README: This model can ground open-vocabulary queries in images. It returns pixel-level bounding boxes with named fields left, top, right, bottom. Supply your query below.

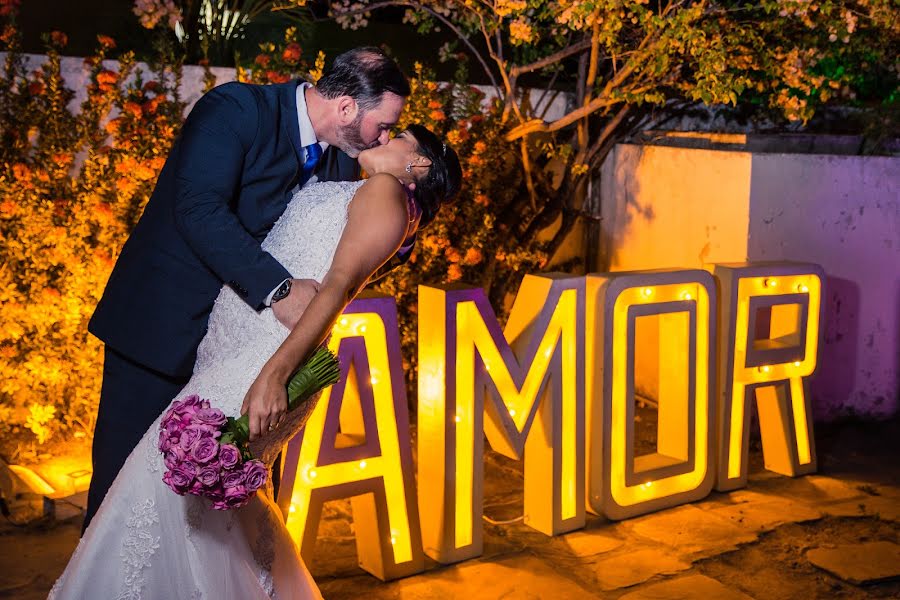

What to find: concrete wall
left=599, top=141, right=899, bottom=420
left=6, top=53, right=571, bottom=122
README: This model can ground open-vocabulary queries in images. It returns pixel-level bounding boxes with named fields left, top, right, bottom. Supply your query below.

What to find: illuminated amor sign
left=278, top=262, right=823, bottom=580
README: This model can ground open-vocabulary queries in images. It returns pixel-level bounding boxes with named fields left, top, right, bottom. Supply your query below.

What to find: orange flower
left=474, top=193, right=490, bottom=207
left=123, top=101, right=143, bottom=119
left=134, top=165, right=156, bottom=180
left=97, top=35, right=116, bottom=49
left=94, top=248, right=112, bottom=266
left=49, top=31, right=67, bottom=47
left=254, top=54, right=271, bottom=67
left=0, top=199, right=17, bottom=217
left=429, top=109, right=446, bottom=121
left=51, top=153, right=72, bottom=167
left=1, top=25, right=16, bottom=44
left=28, top=81, right=45, bottom=95
left=267, top=71, right=291, bottom=84
left=143, top=95, right=163, bottom=114
left=104, top=118, right=120, bottom=135
left=96, top=69, right=118, bottom=92
left=282, top=42, right=302, bottom=65
left=447, top=264, right=463, bottom=282
left=473, top=141, right=487, bottom=153
left=444, top=247, right=461, bottom=263
left=143, top=80, right=160, bottom=93
left=114, top=156, right=136, bottom=175
left=12, top=163, right=30, bottom=181
left=428, top=100, right=443, bottom=109
left=463, top=248, right=483, bottom=265
left=468, top=155, right=484, bottom=167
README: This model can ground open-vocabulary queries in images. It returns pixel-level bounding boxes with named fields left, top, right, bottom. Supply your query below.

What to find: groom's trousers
left=82, top=346, right=189, bottom=534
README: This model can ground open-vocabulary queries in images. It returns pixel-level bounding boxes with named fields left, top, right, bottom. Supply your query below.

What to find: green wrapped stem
left=222, top=347, right=341, bottom=446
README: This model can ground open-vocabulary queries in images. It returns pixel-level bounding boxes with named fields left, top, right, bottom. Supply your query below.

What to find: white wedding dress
left=50, top=180, right=366, bottom=600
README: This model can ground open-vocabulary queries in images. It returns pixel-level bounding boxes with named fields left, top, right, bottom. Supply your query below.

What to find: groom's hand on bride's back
left=272, top=278, right=320, bottom=330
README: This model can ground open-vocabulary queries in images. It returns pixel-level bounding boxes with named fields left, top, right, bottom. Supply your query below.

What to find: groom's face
left=337, top=92, right=405, bottom=158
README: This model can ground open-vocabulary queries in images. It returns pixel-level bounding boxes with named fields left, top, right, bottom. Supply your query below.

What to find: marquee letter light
left=277, top=293, right=424, bottom=581
left=418, top=274, right=585, bottom=564
left=709, top=263, right=822, bottom=492
left=585, top=270, right=717, bottom=520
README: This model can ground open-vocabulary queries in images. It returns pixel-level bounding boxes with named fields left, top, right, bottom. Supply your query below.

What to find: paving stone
left=629, top=505, right=759, bottom=558
left=618, top=574, right=755, bottom=600
left=560, top=530, right=624, bottom=557
left=592, top=548, right=691, bottom=591
left=807, top=541, right=900, bottom=585
left=394, top=554, right=602, bottom=599
left=755, top=475, right=864, bottom=504
left=708, top=497, right=822, bottom=532
left=820, top=496, right=900, bottom=522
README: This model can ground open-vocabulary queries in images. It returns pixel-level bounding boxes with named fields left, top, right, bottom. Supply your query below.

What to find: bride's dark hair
left=405, top=124, right=462, bottom=227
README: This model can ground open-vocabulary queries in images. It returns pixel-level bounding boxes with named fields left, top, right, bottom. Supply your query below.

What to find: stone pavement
left=2, top=420, right=899, bottom=599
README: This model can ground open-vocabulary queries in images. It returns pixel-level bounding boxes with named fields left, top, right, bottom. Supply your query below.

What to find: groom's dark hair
left=316, top=47, right=410, bottom=112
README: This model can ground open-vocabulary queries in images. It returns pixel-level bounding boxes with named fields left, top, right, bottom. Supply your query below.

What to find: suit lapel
left=279, top=79, right=305, bottom=167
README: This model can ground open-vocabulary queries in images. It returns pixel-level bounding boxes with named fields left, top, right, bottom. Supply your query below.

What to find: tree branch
left=509, top=38, right=593, bottom=77
left=329, top=1, right=501, bottom=91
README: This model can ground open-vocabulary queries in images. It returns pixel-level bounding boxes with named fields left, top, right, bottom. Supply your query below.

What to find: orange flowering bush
left=0, top=24, right=186, bottom=461
left=236, top=26, right=324, bottom=85
left=0, top=15, right=529, bottom=455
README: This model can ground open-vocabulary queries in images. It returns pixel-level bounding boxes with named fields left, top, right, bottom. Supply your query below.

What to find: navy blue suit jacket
left=89, top=80, right=360, bottom=378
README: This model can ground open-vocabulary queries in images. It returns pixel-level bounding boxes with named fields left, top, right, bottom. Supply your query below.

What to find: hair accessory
left=405, top=162, right=413, bottom=173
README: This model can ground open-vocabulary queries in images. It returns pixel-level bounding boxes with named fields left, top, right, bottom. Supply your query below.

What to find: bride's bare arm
left=241, top=173, right=409, bottom=440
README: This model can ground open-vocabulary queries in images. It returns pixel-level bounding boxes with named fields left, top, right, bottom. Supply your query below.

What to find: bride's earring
left=405, top=162, right=413, bottom=173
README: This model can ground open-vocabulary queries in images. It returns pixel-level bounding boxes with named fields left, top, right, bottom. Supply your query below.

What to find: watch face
left=274, top=280, right=291, bottom=302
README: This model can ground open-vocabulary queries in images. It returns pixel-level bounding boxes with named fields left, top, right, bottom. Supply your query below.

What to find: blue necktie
left=300, top=143, right=322, bottom=186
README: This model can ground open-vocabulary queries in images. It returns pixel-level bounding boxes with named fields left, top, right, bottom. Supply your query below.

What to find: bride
left=49, top=124, right=462, bottom=599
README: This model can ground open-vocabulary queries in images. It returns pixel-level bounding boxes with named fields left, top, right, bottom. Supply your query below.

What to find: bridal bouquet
left=158, top=348, right=341, bottom=509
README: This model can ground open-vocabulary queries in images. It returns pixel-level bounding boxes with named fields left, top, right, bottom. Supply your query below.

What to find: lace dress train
left=50, top=181, right=365, bottom=599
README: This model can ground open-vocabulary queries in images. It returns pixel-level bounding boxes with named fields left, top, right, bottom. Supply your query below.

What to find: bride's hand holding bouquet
left=158, top=348, right=340, bottom=509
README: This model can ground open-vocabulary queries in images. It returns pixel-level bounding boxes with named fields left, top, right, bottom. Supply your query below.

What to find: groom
left=83, top=47, right=410, bottom=531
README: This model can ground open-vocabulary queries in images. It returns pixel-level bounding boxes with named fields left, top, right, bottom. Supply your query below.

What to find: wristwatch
left=271, top=279, right=292, bottom=304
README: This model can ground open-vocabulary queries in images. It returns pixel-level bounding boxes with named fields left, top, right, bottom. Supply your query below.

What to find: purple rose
left=206, top=487, right=225, bottom=503
left=196, top=465, right=220, bottom=488
left=223, top=470, right=245, bottom=489
left=165, top=418, right=183, bottom=437
left=223, top=485, right=250, bottom=509
left=160, top=411, right=177, bottom=431
left=178, top=426, right=203, bottom=451
left=191, top=437, right=219, bottom=464
left=163, top=446, right=186, bottom=470
left=179, top=460, right=198, bottom=478
left=158, top=430, right=172, bottom=452
left=184, top=422, right=220, bottom=441
left=242, top=460, right=268, bottom=493
left=163, top=467, right=193, bottom=495
left=211, top=484, right=249, bottom=510
left=173, top=394, right=202, bottom=415
left=195, top=407, right=227, bottom=428
left=219, top=444, right=240, bottom=469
